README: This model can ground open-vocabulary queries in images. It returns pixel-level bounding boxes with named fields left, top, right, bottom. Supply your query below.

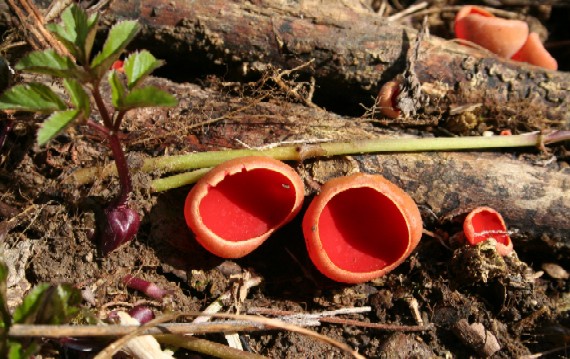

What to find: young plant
left=0, top=5, right=178, bottom=254
left=0, top=261, right=82, bottom=358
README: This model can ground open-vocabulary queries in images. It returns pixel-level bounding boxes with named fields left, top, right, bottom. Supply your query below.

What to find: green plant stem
left=143, top=133, right=553, bottom=174
left=151, top=167, right=212, bottom=192
left=69, top=131, right=570, bottom=190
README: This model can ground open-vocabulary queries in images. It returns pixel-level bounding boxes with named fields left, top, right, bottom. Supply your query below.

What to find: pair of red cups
left=184, top=156, right=423, bottom=283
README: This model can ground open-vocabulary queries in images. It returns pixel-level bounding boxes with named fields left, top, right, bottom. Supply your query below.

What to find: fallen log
left=67, top=78, right=570, bottom=245
left=1, top=0, right=568, bottom=128
left=103, top=0, right=569, bottom=128
left=1, top=0, right=568, bottom=244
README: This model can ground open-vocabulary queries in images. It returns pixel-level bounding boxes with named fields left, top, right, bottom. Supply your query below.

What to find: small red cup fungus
left=463, top=206, right=513, bottom=256
left=454, top=6, right=529, bottom=59
left=184, top=156, right=304, bottom=258
left=511, top=32, right=558, bottom=71
left=377, top=81, right=401, bottom=119
left=454, top=5, right=557, bottom=70
left=302, top=173, right=423, bottom=283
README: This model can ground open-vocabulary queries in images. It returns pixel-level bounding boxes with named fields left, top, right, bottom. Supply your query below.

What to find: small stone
left=452, top=319, right=501, bottom=357
left=541, top=263, right=569, bottom=279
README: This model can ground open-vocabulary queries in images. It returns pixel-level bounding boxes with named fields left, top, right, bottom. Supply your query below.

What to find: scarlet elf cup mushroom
left=184, top=156, right=305, bottom=258
left=377, top=81, right=401, bottom=119
left=454, top=5, right=558, bottom=70
left=302, top=173, right=423, bottom=283
left=463, top=206, right=513, bottom=256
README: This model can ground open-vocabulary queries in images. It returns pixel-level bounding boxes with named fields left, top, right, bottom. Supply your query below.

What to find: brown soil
left=1, top=1, right=570, bottom=358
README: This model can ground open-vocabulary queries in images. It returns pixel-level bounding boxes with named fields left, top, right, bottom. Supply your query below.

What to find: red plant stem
left=91, top=86, right=113, bottom=129
left=0, top=118, right=14, bottom=149
left=90, top=85, right=132, bottom=205
left=113, top=110, right=126, bottom=132
left=108, top=132, right=132, bottom=205
left=87, top=120, right=110, bottom=136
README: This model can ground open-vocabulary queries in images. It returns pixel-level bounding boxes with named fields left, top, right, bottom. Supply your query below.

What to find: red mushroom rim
left=464, top=208, right=510, bottom=248
left=198, top=167, right=299, bottom=242
left=316, top=186, right=411, bottom=273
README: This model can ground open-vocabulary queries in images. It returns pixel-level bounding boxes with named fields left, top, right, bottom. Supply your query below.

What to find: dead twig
left=270, top=59, right=320, bottom=109
left=248, top=307, right=433, bottom=332
left=6, top=0, right=70, bottom=56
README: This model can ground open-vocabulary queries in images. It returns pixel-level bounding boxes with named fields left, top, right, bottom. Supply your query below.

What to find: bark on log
left=96, top=0, right=569, bottom=129
left=1, top=1, right=568, bottom=244
left=2, top=0, right=568, bottom=127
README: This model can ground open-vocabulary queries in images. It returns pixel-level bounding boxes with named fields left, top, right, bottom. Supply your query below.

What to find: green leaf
left=47, top=4, right=99, bottom=64
left=0, top=262, right=10, bottom=329
left=0, top=83, right=66, bottom=113
left=13, top=284, right=81, bottom=325
left=42, top=285, right=82, bottom=324
left=12, top=284, right=50, bottom=324
left=63, top=78, right=90, bottom=117
left=0, top=262, right=10, bottom=359
left=7, top=341, right=38, bottom=359
left=37, top=110, right=81, bottom=145
left=108, top=70, right=126, bottom=109
left=14, top=49, right=80, bottom=78
left=91, top=20, right=139, bottom=79
left=119, top=86, right=178, bottom=110
left=123, top=50, right=164, bottom=89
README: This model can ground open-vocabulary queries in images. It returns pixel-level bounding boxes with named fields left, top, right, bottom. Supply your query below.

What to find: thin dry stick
left=92, top=312, right=364, bottom=359
left=387, top=1, right=428, bottom=21
left=157, top=335, right=268, bottom=359
left=5, top=0, right=44, bottom=50
left=319, top=317, right=433, bottom=332
left=249, top=307, right=432, bottom=332
left=271, top=59, right=319, bottom=109
left=8, top=322, right=264, bottom=337
left=94, top=313, right=181, bottom=359
left=7, top=0, right=70, bottom=56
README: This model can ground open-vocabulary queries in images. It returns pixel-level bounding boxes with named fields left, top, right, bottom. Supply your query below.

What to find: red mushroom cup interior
left=463, top=207, right=513, bottom=256
left=302, top=174, right=423, bottom=283
left=511, top=32, right=558, bottom=70
left=185, top=156, right=304, bottom=258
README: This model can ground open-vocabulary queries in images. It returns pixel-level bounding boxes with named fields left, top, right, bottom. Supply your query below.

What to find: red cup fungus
left=184, top=156, right=304, bottom=258
left=454, top=6, right=529, bottom=59
left=463, top=206, right=513, bottom=256
left=302, top=173, right=423, bottom=283
left=454, top=6, right=557, bottom=70
left=377, top=81, right=401, bottom=119
left=511, top=32, right=558, bottom=71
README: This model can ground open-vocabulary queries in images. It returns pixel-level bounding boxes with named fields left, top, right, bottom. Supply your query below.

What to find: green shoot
left=0, top=4, right=178, bottom=254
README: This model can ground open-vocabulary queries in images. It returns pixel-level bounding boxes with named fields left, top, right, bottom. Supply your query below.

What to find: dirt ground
left=1, top=0, right=570, bottom=358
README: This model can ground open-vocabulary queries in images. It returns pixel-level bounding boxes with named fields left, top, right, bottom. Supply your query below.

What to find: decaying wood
left=70, top=78, right=570, bottom=244
left=0, top=0, right=568, bottom=242
left=93, top=0, right=569, bottom=129
left=1, top=0, right=568, bottom=127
